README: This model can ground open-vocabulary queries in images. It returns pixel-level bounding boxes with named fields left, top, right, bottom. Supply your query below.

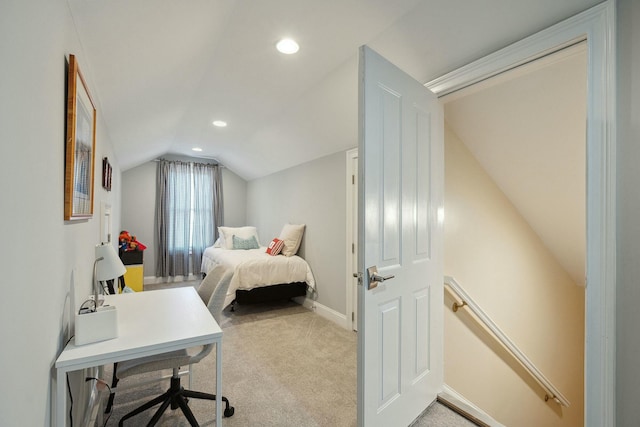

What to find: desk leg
left=216, top=338, right=222, bottom=426
left=56, top=368, right=67, bottom=427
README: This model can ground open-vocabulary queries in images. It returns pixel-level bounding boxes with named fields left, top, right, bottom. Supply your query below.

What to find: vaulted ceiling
left=67, top=0, right=601, bottom=180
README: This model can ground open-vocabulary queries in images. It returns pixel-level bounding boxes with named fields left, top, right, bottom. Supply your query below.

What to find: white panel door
left=357, top=46, right=444, bottom=427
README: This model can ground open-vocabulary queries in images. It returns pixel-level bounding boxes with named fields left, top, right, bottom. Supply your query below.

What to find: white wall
left=616, top=0, right=640, bottom=425
left=444, top=126, right=585, bottom=426
left=121, top=159, right=247, bottom=278
left=0, top=1, right=122, bottom=425
left=121, top=161, right=156, bottom=274
left=221, top=166, right=248, bottom=227
left=247, top=150, right=349, bottom=314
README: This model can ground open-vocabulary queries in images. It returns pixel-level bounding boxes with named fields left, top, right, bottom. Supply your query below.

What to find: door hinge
left=352, top=312, right=355, bottom=321
left=352, top=174, right=355, bottom=185
left=352, top=243, right=355, bottom=254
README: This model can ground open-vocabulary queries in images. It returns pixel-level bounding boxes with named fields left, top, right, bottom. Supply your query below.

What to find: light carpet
left=102, top=300, right=357, bottom=426
left=101, top=288, right=476, bottom=426
left=413, top=402, right=480, bottom=427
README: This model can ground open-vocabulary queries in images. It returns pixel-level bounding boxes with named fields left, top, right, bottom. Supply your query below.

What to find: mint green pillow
left=232, top=234, right=259, bottom=250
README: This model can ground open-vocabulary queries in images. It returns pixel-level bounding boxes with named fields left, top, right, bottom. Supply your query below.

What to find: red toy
left=119, top=230, right=147, bottom=252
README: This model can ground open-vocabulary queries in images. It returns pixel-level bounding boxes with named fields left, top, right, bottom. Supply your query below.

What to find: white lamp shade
left=95, top=243, right=127, bottom=281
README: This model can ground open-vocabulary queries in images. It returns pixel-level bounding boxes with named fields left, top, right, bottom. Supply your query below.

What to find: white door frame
left=425, top=2, right=616, bottom=426
left=345, top=148, right=358, bottom=331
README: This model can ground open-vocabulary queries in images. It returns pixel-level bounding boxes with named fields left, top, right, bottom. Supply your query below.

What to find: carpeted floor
left=413, top=401, right=480, bottom=427
left=102, top=298, right=357, bottom=426
left=100, top=283, right=476, bottom=426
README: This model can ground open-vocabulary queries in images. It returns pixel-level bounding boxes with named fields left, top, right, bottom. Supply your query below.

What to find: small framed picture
left=102, top=157, right=112, bottom=191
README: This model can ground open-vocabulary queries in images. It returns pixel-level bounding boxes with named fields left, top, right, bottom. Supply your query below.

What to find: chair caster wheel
left=224, top=406, right=235, bottom=417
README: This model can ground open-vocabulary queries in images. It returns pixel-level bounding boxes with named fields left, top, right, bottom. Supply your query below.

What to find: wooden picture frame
left=64, top=54, right=97, bottom=220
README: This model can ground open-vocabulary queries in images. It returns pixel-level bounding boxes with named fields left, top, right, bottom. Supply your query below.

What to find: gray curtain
left=191, top=163, right=224, bottom=275
left=156, top=160, right=223, bottom=278
left=213, top=165, right=224, bottom=240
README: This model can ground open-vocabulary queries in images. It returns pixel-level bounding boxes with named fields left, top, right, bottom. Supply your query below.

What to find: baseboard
left=141, top=280, right=350, bottom=329
left=439, top=385, right=504, bottom=427
left=293, top=296, right=350, bottom=330
left=144, top=275, right=201, bottom=285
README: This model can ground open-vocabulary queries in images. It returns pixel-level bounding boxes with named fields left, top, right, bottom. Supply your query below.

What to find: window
left=156, top=160, right=223, bottom=277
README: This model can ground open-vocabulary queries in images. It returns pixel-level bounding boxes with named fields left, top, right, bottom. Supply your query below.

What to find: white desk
left=55, top=287, right=223, bottom=426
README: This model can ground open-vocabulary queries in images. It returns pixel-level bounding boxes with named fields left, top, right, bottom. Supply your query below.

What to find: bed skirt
left=234, top=282, right=307, bottom=305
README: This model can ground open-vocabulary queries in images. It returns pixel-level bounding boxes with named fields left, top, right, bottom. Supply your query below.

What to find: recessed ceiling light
left=192, top=147, right=203, bottom=152
left=212, top=120, right=227, bottom=127
left=276, top=38, right=299, bottom=54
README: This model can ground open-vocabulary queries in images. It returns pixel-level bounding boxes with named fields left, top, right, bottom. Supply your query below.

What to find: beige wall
left=444, top=125, right=585, bottom=426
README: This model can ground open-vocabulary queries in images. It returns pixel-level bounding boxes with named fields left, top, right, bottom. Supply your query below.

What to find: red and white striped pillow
left=266, top=238, right=284, bottom=256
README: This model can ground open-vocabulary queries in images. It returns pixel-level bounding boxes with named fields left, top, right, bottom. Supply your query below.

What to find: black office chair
left=107, top=268, right=235, bottom=426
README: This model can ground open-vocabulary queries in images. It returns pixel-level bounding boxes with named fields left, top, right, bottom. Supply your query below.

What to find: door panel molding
left=379, top=298, right=402, bottom=408
left=413, top=288, right=431, bottom=379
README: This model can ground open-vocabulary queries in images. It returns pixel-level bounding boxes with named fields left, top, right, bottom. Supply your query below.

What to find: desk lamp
left=75, top=243, right=126, bottom=345
left=93, top=242, right=126, bottom=309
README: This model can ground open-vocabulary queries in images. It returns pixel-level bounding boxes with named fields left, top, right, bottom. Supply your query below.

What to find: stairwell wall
left=443, top=125, right=585, bottom=427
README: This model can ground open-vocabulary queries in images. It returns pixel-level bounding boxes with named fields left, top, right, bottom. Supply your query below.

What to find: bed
left=199, top=225, right=315, bottom=309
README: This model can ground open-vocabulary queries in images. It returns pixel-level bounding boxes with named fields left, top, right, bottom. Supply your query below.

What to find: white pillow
left=279, top=224, right=305, bottom=257
left=218, top=226, right=260, bottom=250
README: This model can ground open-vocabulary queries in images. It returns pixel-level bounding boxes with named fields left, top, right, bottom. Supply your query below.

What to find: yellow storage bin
left=119, top=250, right=144, bottom=292
left=123, top=265, right=144, bottom=292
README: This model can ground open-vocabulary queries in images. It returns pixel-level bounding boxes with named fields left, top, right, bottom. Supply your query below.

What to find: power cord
left=78, top=299, right=97, bottom=314
left=63, top=348, right=112, bottom=427
left=64, top=319, right=113, bottom=426
left=63, top=335, right=75, bottom=427
left=66, top=373, right=73, bottom=427
left=85, top=376, right=112, bottom=393
left=85, top=377, right=113, bottom=426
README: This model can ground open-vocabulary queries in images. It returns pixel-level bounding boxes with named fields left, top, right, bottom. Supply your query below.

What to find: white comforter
left=200, top=246, right=315, bottom=307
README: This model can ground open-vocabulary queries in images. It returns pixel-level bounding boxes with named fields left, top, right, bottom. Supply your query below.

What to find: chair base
left=118, top=375, right=234, bottom=426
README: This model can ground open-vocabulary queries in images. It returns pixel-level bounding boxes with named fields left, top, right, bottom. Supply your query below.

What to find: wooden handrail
left=444, top=276, right=571, bottom=407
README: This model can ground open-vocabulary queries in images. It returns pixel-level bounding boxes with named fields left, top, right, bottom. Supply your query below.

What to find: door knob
left=367, top=266, right=395, bottom=290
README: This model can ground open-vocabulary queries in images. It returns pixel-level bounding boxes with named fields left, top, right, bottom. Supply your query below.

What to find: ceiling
left=66, top=0, right=601, bottom=180
left=66, top=0, right=596, bottom=283
left=444, top=44, right=587, bottom=285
